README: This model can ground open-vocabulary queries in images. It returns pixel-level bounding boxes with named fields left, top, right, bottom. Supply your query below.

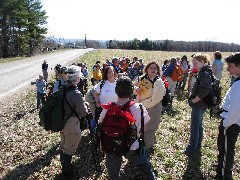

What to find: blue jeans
left=186, top=106, right=206, bottom=154
left=37, top=91, right=45, bottom=108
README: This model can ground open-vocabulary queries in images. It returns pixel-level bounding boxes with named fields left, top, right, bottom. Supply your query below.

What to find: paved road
left=0, top=48, right=94, bottom=100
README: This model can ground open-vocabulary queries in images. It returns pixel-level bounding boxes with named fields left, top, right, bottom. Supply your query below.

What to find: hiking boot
left=60, top=151, right=75, bottom=178
left=170, top=96, right=174, bottom=106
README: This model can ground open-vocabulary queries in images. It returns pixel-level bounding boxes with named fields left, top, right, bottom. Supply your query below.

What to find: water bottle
left=87, top=109, right=96, bottom=132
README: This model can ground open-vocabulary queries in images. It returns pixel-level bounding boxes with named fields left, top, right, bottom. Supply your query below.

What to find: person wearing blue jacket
left=36, top=75, right=46, bottom=108
left=162, top=57, right=177, bottom=105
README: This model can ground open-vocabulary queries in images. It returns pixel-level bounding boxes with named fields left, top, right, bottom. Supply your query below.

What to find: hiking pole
left=87, top=109, right=101, bottom=172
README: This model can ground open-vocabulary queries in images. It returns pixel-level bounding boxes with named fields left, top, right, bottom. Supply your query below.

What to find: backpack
left=100, top=101, right=137, bottom=156
left=195, top=68, right=222, bottom=118
left=161, top=77, right=171, bottom=107
left=200, top=69, right=222, bottom=108
left=172, top=65, right=184, bottom=81
left=39, top=86, right=87, bottom=132
left=39, top=88, right=66, bottom=132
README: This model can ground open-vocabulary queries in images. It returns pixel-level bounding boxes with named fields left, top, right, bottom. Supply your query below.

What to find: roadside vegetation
left=0, top=57, right=26, bottom=64
left=1, top=49, right=239, bottom=179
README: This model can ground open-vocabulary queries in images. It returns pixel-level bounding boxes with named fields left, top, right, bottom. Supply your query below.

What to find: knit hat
left=67, top=65, right=83, bottom=80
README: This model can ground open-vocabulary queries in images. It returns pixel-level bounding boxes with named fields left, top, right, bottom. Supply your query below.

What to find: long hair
left=143, top=61, right=161, bottom=75
left=102, top=66, right=117, bottom=80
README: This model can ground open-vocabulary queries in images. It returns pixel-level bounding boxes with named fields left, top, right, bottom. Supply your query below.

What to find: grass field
left=1, top=49, right=239, bottom=180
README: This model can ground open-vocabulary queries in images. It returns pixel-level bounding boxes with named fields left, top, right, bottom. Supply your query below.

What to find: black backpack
left=196, top=69, right=222, bottom=118
left=200, top=69, right=222, bottom=108
left=39, top=86, right=88, bottom=132
left=39, top=87, right=69, bottom=132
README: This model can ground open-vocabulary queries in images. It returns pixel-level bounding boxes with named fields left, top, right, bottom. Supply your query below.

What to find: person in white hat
left=59, top=65, right=88, bottom=178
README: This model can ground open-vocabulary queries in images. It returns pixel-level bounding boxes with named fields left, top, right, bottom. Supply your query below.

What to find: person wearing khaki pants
left=60, top=65, right=88, bottom=178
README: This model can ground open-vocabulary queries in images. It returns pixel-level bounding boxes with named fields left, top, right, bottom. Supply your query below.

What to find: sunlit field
left=1, top=49, right=239, bottom=180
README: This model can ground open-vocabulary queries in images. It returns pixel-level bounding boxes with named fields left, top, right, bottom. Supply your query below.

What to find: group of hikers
left=36, top=51, right=240, bottom=180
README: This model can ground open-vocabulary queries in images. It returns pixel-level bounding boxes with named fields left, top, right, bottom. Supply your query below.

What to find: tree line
left=1, top=0, right=240, bottom=58
left=106, top=38, right=240, bottom=52
left=0, top=0, right=47, bottom=58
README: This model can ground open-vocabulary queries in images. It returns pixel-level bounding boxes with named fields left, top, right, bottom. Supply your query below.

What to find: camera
left=80, top=108, right=92, bottom=131
left=54, top=64, right=61, bottom=74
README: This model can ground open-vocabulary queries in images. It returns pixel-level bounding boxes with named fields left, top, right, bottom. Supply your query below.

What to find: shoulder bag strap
left=139, top=104, right=144, bottom=142
left=63, top=88, right=81, bottom=121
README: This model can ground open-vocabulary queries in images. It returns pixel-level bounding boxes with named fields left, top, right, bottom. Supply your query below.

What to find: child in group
left=98, top=77, right=157, bottom=180
left=162, top=59, right=169, bottom=72
left=36, top=75, right=46, bottom=108
left=177, top=55, right=189, bottom=95
left=53, top=67, right=68, bottom=93
left=216, top=52, right=240, bottom=180
left=92, top=63, right=102, bottom=85
left=127, top=61, right=142, bottom=80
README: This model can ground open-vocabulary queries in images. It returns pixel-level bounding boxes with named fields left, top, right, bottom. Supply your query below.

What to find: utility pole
left=85, top=34, right=87, bottom=48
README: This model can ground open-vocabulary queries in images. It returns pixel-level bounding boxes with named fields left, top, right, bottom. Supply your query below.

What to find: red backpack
left=100, top=101, right=136, bottom=155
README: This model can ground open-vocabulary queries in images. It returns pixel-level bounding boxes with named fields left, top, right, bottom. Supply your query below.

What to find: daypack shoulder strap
left=139, top=104, right=144, bottom=136
left=100, top=80, right=106, bottom=93
left=63, top=86, right=81, bottom=121
left=103, top=101, right=135, bottom=111
left=197, top=67, right=212, bottom=83
left=122, top=100, right=135, bottom=110
left=58, top=79, right=62, bottom=89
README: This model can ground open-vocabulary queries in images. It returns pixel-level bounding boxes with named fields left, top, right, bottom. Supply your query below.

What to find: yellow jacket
left=93, top=69, right=102, bottom=80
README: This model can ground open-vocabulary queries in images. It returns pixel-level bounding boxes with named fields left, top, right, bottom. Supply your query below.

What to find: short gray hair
left=66, top=65, right=83, bottom=85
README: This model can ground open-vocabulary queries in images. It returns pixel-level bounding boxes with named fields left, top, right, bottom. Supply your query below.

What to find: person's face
left=96, top=65, right=100, bottom=69
left=76, top=75, right=81, bottom=84
left=107, top=67, right=115, bottom=79
left=227, top=63, right=240, bottom=76
left=113, top=59, right=119, bottom=66
left=192, top=58, right=204, bottom=70
left=61, top=73, right=67, bottom=81
left=147, top=63, right=158, bottom=77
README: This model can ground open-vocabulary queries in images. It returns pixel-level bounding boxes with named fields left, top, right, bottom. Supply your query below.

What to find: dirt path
left=0, top=48, right=94, bottom=107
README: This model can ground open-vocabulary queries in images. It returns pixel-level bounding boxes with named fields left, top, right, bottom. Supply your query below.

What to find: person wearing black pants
left=216, top=120, right=240, bottom=179
left=216, top=53, right=240, bottom=180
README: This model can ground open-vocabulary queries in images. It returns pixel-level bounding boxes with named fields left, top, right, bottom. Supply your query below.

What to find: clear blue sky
left=40, top=0, right=240, bottom=44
